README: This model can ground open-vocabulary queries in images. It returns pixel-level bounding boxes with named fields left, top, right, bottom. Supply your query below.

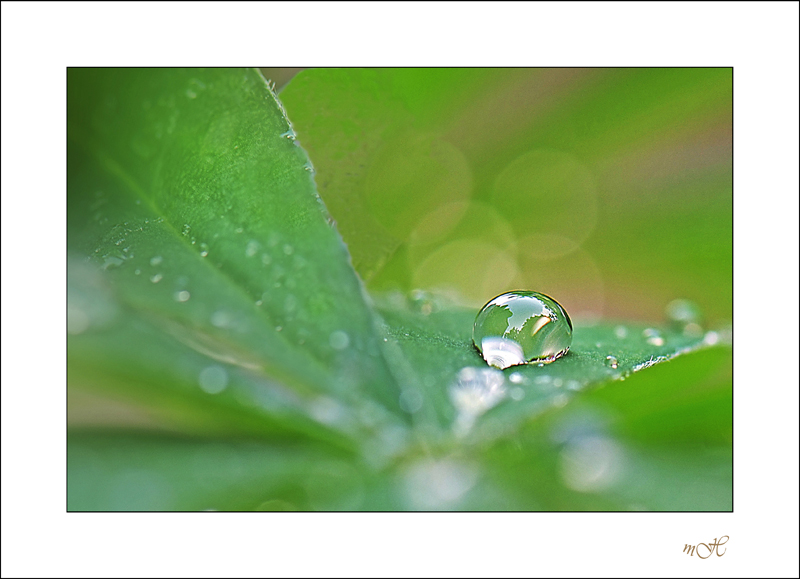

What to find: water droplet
left=150, top=273, right=163, bottom=283
left=509, top=372, right=526, bottom=384
left=303, top=161, right=315, bottom=174
left=198, top=365, right=228, bottom=394
left=280, top=129, right=297, bottom=141
left=703, top=331, right=720, bottom=346
left=409, top=289, right=436, bottom=315
left=102, top=256, right=123, bottom=270
left=261, top=253, right=272, bottom=265
left=665, top=298, right=701, bottom=326
left=473, top=291, right=572, bottom=369
left=510, top=387, right=525, bottom=401
left=186, top=89, right=197, bottom=99
left=234, top=227, right=243, bottom=234
left=399, top=389, right=424, bottom=413
left=683, top=322, right=703, bottom=338
left=329, top=330, right=350, bottom=351
left=605, top=355, right=619, bottom=369
left=245, top=239, right=260, bottom=257
left=150, top=256, right=163, bottom=266
left=275, top=326, right=283, bottom=332
left=643, top=328, right=665, bottom=346
left=181, top=224, right=190, bottom=236
left=134, top=268, right=141, bottom=275
left=174, top=290, right=190, bottom=302
left=614, top=325, right=628, bottom=339
left=210, top=310, right=232, bottom=328
left=199, top=243, right=209, bottom=257
left=283, top=244, right=293, bottom=255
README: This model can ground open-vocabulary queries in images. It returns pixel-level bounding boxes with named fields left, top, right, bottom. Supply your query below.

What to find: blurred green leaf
left=280, top=68, right=732, bottom=320
left=68, top=68, right=405, bottom=444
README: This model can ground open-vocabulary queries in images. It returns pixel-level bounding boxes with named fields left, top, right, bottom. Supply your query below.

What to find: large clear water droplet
left=473, top=291, right=572, bottom=369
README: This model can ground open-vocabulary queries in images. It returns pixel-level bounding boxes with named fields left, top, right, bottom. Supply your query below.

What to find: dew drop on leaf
left=329, top=330, right=350, bottom=351
left=605, top=355, right=619, bottom=369
left=472, top=291, right=573, bottom=369
left=198, top=365, right=228, bottom=394
left=173, top=290, right=190, bottom=302
left=642, top=328, right=665, bottom=346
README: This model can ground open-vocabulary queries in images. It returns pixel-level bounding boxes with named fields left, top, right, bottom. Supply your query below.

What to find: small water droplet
left=509, top=372, right=526, bottom=384
left=102, top=256, right=123, bottom=270
left=643, top=328, right=665, bottom=346
left=614, top=325, right=628, bottom=339
left=399, top=389, right=424, bottom=413
left=283, top=244, right=293, bottom=256
left=473, top=291, right=572, bottom=369
left=703, top=331, right=720, bottom=346
left=210, top=310, right=232, bottom=328
left=665, top=298, right=702, bottom=326
left=198, top=365, right=228, bottom=394
left=235, top=227, right=244, bottom=234
left=150, top=255, right=163, bottom=266
left=199, top=243, right=209, bottom=257
left=134, top=268, right=141, bottom=275
left=329, top=330, right=350, bottom=351
left=683, top=322, right=703, bottom=338
left=150, top=273, right=163, bottom=283
left=302, top=161, right=315, bottom=174
left=186, top=89, right=197, bottom=99
left=255, top=300, right=263, bottom=306
left=280, top=129, right=297, bottom=141
left=261, top=253, right=272, bottom=265
left=174, top=290, right=191, bottom=302
left=275, top=326, right=283, bottom=332
left=182, top=224, right=190, bottom=236
left=245, top=240, right=260, bottom=257
left=605, top=355, right=619, bottom=369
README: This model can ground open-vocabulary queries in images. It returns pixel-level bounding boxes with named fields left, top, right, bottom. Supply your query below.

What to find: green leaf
left=67, top=431, right=365, bottom=511
left=67, top=68, right=405, bottom=443
left=372, top=292, right=727, bottom=440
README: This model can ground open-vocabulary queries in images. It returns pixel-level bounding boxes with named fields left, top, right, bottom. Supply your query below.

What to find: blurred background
left=271, top=68, right=732, bottom=325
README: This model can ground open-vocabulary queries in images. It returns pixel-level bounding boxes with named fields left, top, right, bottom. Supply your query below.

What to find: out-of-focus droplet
left=643, top=328, right=665, bottom=347
left=198, top=365, right=228, bottom=394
